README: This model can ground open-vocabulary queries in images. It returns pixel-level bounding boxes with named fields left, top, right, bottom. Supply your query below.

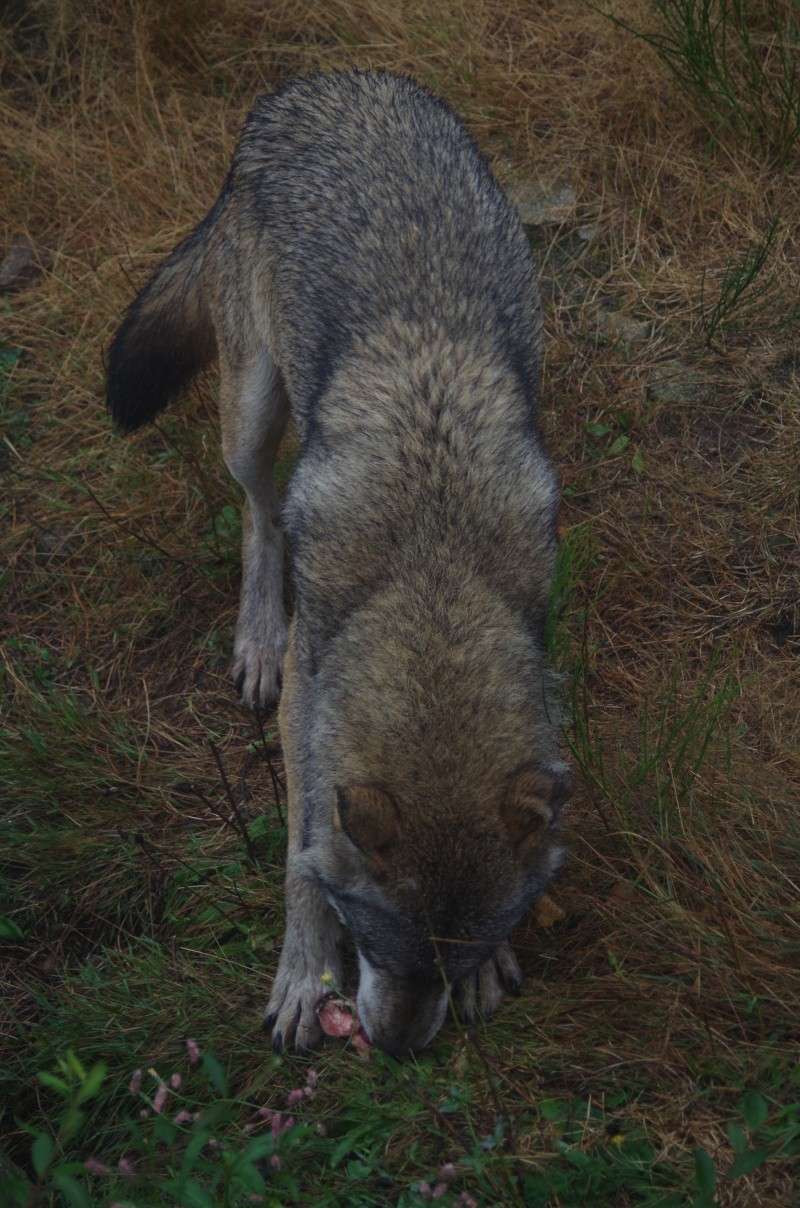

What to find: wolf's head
left=310, top=763, right=570, bottom=1054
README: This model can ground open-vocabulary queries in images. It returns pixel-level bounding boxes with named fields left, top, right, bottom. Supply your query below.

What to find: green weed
left=584, top=409, right=645, bottom=475
left=545, top=522, right=597, bottom=676
left=604, top=0, right=800, bottom=166
left=692, top=1087, right=800, bottom=1206
left=0, top=344, right=26, bottom=467
left=570, top=655, right=738, bottom=841
left=699, top=216, right=800, bottom=346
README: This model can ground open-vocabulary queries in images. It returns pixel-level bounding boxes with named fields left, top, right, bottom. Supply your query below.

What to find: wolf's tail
left=106, top=190, right=226, bottom=432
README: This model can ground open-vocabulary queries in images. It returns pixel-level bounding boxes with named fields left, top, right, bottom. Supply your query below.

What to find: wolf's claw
left=454, top=941, right=522, bottom=1024
left=231, top=630, right=286, bottom=711
left=264, top=949, right=342, bottom=1052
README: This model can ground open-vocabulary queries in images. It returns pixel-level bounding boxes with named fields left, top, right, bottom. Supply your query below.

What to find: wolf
left=106, top=69, right=571, bottom=1055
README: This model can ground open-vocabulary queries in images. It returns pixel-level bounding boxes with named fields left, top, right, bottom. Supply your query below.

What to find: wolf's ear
left=334, top=784, right=400, bottom=858
left=501, top=764, right=571, bottom=858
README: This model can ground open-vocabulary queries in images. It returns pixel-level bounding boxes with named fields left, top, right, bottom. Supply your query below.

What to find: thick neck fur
left=313, top=567, right=560, bottom=821
left=285, top=320, right=559, bottom=677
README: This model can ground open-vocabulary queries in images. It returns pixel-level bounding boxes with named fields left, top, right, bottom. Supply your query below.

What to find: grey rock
left=508, top=181, right=577, bottom=226
left=0, top=236, right=48, bottom=292
left=596, top=309, right=651, bottom=347
left=648, top=358, right=708, bottom=404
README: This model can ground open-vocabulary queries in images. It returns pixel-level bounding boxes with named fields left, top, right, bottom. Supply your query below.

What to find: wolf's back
left=107, top=71, right=540, bottom=433
left=106, top=190, right=226, bottom=432
left=232, top=71, right=541, bottom=423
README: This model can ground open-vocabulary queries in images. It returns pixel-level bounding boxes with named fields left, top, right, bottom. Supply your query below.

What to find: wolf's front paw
left=264, top=952, right=342, bottom=1053
left=231, top=628, right=286, bottom=711
left=454, top=942, right=522, bottom=1025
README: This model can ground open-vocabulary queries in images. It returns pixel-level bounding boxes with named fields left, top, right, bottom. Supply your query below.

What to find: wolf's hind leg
left=220, top=347, right=289, bottom=710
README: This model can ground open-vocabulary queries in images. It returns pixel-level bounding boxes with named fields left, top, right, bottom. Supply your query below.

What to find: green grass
left=4, top=1019, right=798, bottom=1204
left=0, top=343, right=26, bottom=469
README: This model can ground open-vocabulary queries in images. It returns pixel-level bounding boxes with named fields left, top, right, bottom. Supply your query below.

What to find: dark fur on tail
left=106, top=193, right=225, bottom=432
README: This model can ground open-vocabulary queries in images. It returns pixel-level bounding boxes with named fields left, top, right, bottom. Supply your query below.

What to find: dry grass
left=1, top=1, right=799, bottom=1204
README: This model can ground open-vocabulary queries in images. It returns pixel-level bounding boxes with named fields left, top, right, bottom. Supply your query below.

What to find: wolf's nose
left=370, top=1032, right=417, bottom=1057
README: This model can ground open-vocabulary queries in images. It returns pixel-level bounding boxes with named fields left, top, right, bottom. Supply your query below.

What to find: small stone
left=508, top=181, right=577, bottom=226
left=0, top=236, right=47, bottom=292
left=648, top=358, right=708, bottom=404
left=596, top=309, right=651, bottom=347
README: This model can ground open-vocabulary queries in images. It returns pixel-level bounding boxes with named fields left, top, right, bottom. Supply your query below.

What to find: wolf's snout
left=356, top=953, right=448, bottom=1055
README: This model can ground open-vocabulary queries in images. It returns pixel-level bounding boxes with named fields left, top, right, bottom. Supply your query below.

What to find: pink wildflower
left=185, top=1037, right=201, bottom=1065
left=286, top=1088, right=305, bottom=1108
left=252, top=1106, right=296, bottom=1137
left=128, top=1069, right=142, bottom=1095
left=174, top=1109, right=194, bottom=1125
left=439, top=1162, right=457, bottom=1182
left=152, top=1083, right=169, bottom=1114
left=306, top=1069, right=319, bottom=1090
left=418, top=1183, right=432, bottom=1200
left=169, top=1072, right=182, bottom=1090
left=270, top=1154, right=282, bottom=1171
left=431, top=1184, right=448, bottom=1200
left=84, top=1157, right=110, bottom=1176
left=271, top=1113, right=295, bottom=1137
left=457, top=1194, right=478, bottom=1207
left=117, top=1156, right=136, bottom=1178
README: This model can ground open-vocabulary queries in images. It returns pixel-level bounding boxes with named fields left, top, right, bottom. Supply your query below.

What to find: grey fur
left=106, top=70, right=570, bottom=1055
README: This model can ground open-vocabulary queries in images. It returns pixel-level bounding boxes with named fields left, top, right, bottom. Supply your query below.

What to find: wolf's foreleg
left=264, top=624, right=343, bottom=1050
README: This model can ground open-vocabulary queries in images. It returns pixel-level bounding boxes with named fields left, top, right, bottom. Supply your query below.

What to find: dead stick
left=208, top=740, right=260, bottom=867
